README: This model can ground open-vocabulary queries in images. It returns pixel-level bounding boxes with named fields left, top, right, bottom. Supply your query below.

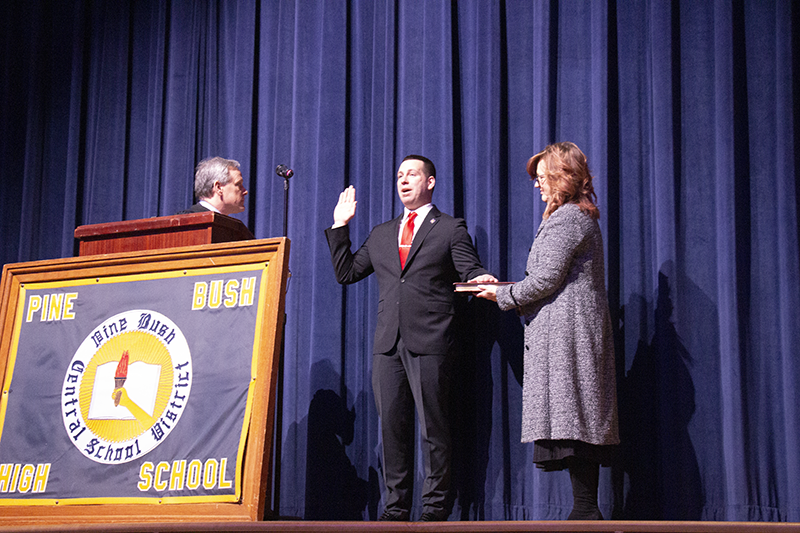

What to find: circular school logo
left=61, top=310, right=192, bottom=464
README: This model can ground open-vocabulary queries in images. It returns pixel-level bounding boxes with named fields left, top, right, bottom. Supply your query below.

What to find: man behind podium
left=179, top=156, right=248, bottom=215
left=325, top=155, right=496, bottom=521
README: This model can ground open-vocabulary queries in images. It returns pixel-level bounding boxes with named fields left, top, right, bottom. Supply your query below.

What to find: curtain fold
left=0, top=0, right=798, bottom=522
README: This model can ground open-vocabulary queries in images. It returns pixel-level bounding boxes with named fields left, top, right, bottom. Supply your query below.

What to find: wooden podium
left=0, top=214, right=289, bottom=527
left=74, top=211, right=255, bottom=256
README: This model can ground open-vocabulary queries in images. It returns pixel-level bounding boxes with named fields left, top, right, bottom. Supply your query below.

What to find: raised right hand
left=332, top=185, right=357, bottom=228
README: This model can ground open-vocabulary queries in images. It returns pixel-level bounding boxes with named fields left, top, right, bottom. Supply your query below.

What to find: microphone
left=276, top=164, right=294, bottom=179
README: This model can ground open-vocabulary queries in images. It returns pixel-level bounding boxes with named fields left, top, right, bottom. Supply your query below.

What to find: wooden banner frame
left=0, top=238, right=289, bottom=527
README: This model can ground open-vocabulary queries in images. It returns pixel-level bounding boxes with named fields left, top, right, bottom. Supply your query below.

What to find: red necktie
left=399, top=212, right=417, bottom=269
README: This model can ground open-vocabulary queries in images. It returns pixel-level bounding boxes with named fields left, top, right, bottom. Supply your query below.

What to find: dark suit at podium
left=177, top=203, right=211, bottom=214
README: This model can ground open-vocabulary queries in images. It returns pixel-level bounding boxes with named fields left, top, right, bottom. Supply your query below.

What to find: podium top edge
left=74, top=212, right=250, bottom=238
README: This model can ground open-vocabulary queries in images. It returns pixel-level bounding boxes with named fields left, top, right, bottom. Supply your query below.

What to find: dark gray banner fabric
left=0, top=266, right=264, bottom=502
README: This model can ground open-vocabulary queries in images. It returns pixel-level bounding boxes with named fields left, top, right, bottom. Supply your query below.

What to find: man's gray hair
left=194, top=157, right=241, bottom=200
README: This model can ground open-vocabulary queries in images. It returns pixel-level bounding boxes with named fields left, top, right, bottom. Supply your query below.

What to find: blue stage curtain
left=1, top=0, right=798, bottom=522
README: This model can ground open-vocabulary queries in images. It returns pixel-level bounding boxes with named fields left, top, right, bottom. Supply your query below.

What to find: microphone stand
left=282, top=175, right=289, bottom=237
left=271, top=166, right=292, bottom=518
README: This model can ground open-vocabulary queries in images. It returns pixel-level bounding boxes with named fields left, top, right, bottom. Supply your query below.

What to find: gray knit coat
left=496, top=203, right=619, bottom=445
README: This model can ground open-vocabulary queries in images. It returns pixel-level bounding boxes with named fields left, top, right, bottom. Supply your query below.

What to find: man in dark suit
left=325, top=155, right=496, bottom=521
left=178, top=156, right=248, bottom=215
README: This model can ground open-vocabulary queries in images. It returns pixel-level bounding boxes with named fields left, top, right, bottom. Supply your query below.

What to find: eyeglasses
left=533, top=174, right=547, bottom=185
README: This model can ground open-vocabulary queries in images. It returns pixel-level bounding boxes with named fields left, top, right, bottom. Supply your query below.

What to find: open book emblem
left=88, top=352, right=162, bottom=424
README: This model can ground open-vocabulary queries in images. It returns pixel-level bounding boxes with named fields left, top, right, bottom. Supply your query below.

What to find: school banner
left=0, top=240, right=288, bottom=515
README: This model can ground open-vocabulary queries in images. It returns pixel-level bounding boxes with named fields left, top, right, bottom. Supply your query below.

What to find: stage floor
left=2, top=521, right=800, bottom=533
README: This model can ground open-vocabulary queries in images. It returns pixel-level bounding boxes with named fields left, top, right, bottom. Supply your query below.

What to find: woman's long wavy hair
left=527, top=142, right=599, bottom=220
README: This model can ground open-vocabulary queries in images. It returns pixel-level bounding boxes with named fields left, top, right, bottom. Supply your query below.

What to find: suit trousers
left=372, top=336, right=453, bottom=516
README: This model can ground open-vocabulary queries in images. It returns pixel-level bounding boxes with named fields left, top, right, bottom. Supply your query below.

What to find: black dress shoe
left=418, top=511, right=448, bottom=521
left=378, top=510, right=409, bottom=521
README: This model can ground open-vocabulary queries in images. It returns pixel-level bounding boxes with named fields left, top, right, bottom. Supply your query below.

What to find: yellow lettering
left=0, top=463, right=13, bottom=492
left=32, top=464, right=50, bottom=493
left=192, top=282, right=208, bottom=310
left=0, top=464, right=51, bottom=493
left=17, top=464, right=34, bottom=493
left=208, top=280, right=223, bottom=309
left=135, top=458, right=232, bottom=493
left=240, top=277, right=256, bottom=306
left=9, top=464, right=21, bottom=492
left=169, top=460, right=186, bottom=491
left=40, top=295, right=49, bottom=321
left=27, top=294, right=79, bottom=322
left=26, top=296, right=42, bottom=323
left=218, top=457, right=232, bottom=489
left=224, top=280, right=239, bottom=308
left=203, top=459, right=218, bottom=489
left=138, top=462, right=154, bottom=491
left=186, top=460, right=202, bottom=490
left=154, top=461, right=169, bottom=491
left=193, top=279, right=257, bottom=310
left=62, top=293, right=78, bottom=320
left=47, top=293, right=64, bottom=321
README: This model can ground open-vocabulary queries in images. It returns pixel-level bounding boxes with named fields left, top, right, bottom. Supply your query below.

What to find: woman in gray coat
left=477, top=142, right=618, bottom=520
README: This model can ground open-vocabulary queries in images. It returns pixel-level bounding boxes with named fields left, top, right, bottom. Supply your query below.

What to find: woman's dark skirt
left=533, top=439, right=617, bottom=471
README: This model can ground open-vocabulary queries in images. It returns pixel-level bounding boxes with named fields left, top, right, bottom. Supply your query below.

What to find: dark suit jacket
left=325, top=205, right=490, bottom=355
left=177, top=203, right=210, bottom=214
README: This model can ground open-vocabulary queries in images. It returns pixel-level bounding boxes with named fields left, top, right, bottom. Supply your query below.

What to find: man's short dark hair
left=402, top=154, right=436, bottom=178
